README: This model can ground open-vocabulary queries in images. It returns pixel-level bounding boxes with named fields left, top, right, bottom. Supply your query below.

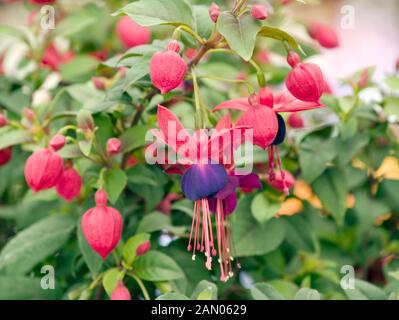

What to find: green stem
left=128, top=273, right=151, bottom=300
left=192, top=69, right=203, bottom=129
left=198, top=74, right=254, bottom=93
left=249, top=59, right=266, bottom=88
left=178, top=25, right=205, bottom=45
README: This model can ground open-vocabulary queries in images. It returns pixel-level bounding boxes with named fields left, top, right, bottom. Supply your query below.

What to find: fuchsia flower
left=251, top=5, right=268, bottom=20
left=111, top=281, right=131, bottom=300
left=213, top=87, right=323, bottom=194
left=116, top=16, right=151, bottom=49
left=151, top=105, right=253, bottom=280
left=24, top=135, right=66, bottom=192
left=150, top=41, right=187, bottom=94
left=267, top=170, right=295, bottom=192
left=56, top=164, right=82, bottom=202
left=209, top=3, right=221, bottom=23
left=308, top=22, right=339, bottom=49
left=81, top=190, right=123, bottom=259
left=285, top=51, right=325, bottom=103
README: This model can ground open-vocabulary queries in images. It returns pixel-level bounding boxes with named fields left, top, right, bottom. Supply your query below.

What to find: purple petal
left=224, top=193, right=238, bottom=215
left=238, top=173, right=262, bottom=190
left=216, top=175, right=240, bottom=199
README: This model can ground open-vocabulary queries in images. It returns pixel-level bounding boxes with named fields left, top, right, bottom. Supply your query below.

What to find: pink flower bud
left=150, top=44, right=187, bottom=94
left=81, top=190, right=123, bottom=259
left=50, top=135, right=66, bottom=151
left=259, top=87, right=274, bottom=107
left=0, top=147, right=12, bottom=166
left=23, top=108, right=35, bottom=121
left=209, top=3, right=220, bottom=23
left=308, top=22, right=339, bottom=49
left=111, top=281, right=131, bottom=300
left=29, top=0, right=56, bottom=4
left=0, top=114, right=8, bottom=127
left=287, top=51, right=301, bottom=68
left=56, top=166, right=82, bottom=202
left=167, top=40, right=181, bottom=53
left=251, top=5, right=268, bottom=20
left=287, top=112, right=304, bottom=129
left=92, top=77, right=106, bottom=90
left=136, top=240, right=151, bottom=256
left=357, top=68, right=369, bottom=89
left=285, top=62, right=325, bottom=103
left=116, top=16, right=151, bottom=49
left=25, top=148, right=63, bottom=192
left=396, top=57, right=399, bottom=71
left=107, top=138, right=122, bottom=156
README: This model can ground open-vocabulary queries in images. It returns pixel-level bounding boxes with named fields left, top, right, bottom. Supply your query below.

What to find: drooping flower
left=285, top=51, right=325, bottom=103
left=56, top=164, right=82, bottom=202
left=81, top=190, right=123, bottom=259
left=107, top=138, right=122, bottom=156
left=308, top=22, right=339, bottom=49
left=24, top=135, right=66, bottom=192
left=209, top=3, right=221, bottom=23
left=150, top=105, right=250, bottom=279
left=111, top=281, right=131, bottom=300
left=0, top=147, right=12, bottom=166
left=214, top=87, right=323, bottom=195
left=150, top=41, right=187, bottom=94
left=251, top=5, right=268, bottom=20
left=116, top=16, right=151, bottom=49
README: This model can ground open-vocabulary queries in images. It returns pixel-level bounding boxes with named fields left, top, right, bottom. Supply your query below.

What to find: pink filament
left=267, top=146, right=289, bottom=195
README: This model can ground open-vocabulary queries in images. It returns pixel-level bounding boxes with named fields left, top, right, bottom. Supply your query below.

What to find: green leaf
left=137, top=212, right=185, bottom=235
left=77, top=222, right=103, bottom=277
left=217, top=11, right=262, bottom=61
left=120, top=124, right=151, bottom=153
left=114, top=0, right=194, bottom=27
left=258, top=26, right=303, bottom=54
left=122, top=233, right=151, bottom=265
left=0, top=129, right=32, bottom=149
left=102, top=268, right=124, bottom=298
left=77, top=130, right=93, bottom=157
left=299, top=136, right=337, bottom=183
left=295, top=288, right=321, bottom=300
left=191, top=280, right=217, bottom=300
left=60, top=55, right=99, bottom=82
left=55, top=12, right=97, bottom=37
left=312, top=168, right=347, bottom=225
left=134, top=251, right=185, bottom=282
left=156, top=293, right=190, bottom=300
left=344, top=280, right=388, bottom=300
left=251, top=193, right=281, bottom=223
left=103, top=168, right=127, bottom=204
left=193, top=5, right=213, bottom=39
left=251, top=283, right=285, bottom=300
left=123, top=58, right=151, bottom=90
left=232, top=196, right=286, bottom=256
left=0, top=275, right=62, bottom=299
left=0, top=215, right=75, bottom=274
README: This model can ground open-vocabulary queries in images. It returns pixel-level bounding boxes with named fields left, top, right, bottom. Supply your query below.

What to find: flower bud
left=308, top=22, right=339, bottom=49
left=111, top=281, right=131, bottom=300
left=267, top=170, right=295, bottom=192
left=107, top=138, right=122, bottom=156
left=81, top=190, right=123, bottom=259
left=285, top=62, right=325, bottom=103
left=25, top=148, right=63, bottom=192
left=287, top=112, right=304, bottom=128
left=92, top=77, right=106, bottom=91
left=136, top=240, right=151, bottom=256
left=251, top=5, right=268, bottom=20
left=357, top=68, right=369, bottom=89
left=287, top=51, right=301, bottom=68
left=29, top=0, right=56, bottom=4
left=167, top=40, right=181, bottom=53
left=150, top=43, right=187, bottom=94
left=23, top=108, right=35, bottom=121
left=50, top=134, right=66, bottom=151
left=209, top=3, right=220, bottom=23
left=0, top=147, right=12, bottom=166
left=0, top=114, right=8, bottom=127
left=56, top=166, right=82, bottom=202
left=116, top=16, right=151, bottom=49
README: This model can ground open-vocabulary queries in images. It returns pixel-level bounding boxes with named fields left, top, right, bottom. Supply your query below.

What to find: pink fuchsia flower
left=136, top=240, right=151, bottom=256
left=150, top=41, right=187, bottom=94
left=116, top=16, right=151, bottom=49
left=285, top=51, right=325, bottom=103
left=107, top=138, right=122, bottom=156
left=81, top=190, right=123, bottom=259
left=0, top=147, right=12, bottom=166
left=209, top=3, right=221, bottom=23
left=251, top=5, right=268, bottom=20
left=308, top=22, right=339, bottom=49
left=287, top=112, right=304, bottom=129
left=267, top=170, right=295, bottom=192
left=24, top=135, right=66, bottom=192
left=56, top=165, right=82, bottom=202
left=41, top=44, right=74, bottom=71
left=111, top=281, right=131, bottom=300
left=151, top=105, right=249, bottom=276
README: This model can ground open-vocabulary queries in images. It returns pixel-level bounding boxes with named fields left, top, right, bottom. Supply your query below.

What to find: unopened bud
left=77, top=109, right=95, bottom=132
left=251, top=5, right=268, bottom=20
left=209, top=3, right=220, bottom=23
